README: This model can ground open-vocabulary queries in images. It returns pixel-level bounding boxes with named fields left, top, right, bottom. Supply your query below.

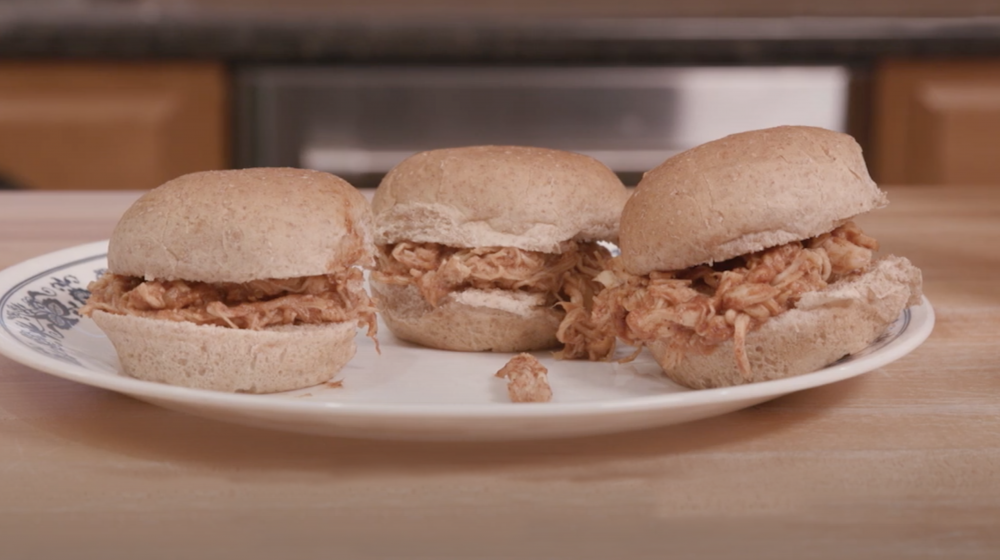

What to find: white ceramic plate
left=0, top=241, right=934, bottom=441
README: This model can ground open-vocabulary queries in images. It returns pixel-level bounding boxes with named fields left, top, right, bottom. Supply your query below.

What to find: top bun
left=619, top=126, right=887, bottom=275
left=371, top=146, right=630, bottom=253
left=108, top=168, right=373, bottom=283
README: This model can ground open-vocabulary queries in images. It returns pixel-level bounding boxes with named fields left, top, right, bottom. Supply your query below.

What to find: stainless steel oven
left=237, top=66, right=848, bottom=186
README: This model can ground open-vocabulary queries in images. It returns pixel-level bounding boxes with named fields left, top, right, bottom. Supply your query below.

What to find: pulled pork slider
left=579, top=126, right=923, bottom=388
left=80, top=168, right=377, bottom=393
left=370, top=145, right=629, bottom=352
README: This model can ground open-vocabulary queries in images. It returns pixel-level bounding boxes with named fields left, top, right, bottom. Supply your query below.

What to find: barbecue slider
left=370, top=145, right=629, bottom=352
left=80, top=168, right=377, bottom=393
left=581, top=126, right=923, bottom=388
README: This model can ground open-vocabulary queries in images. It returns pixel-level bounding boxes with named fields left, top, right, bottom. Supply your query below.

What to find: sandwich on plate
left=81, top=168, right=377, bottom=393
left=369, top=145, right=630, bottom=353
left=566, top=126, right=923, bottom=388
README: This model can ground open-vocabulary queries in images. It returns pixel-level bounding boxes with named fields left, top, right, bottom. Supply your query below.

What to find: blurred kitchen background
left=3, top=0, right=1000, bottom=190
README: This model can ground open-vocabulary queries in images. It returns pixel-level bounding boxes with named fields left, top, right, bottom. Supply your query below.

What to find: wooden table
left=1, top=187, right=998, bottom=559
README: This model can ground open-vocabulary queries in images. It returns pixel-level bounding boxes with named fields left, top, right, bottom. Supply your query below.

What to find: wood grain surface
left=0, top=186, right=998, bottom=559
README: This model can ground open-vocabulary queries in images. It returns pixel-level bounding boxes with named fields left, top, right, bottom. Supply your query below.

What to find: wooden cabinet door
left=0, top=62, right=228, bottom=190
left=874, top=59, right=1000, bottom=186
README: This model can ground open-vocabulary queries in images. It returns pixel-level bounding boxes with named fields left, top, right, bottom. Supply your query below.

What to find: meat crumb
left=495, top=354, right=552, bottom=403
left=326, top=379, right=344, bottom=389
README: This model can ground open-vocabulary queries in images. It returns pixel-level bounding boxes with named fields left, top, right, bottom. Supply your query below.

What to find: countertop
left=0, top=185, right=998, bottom=558
left=7, top=2, right=1000, bottom=62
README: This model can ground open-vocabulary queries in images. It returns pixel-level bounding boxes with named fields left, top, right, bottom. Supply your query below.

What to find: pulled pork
left=80, top=268, right=378, bottom=338
left=565, top=222, right=879, bottom=378
left=495, top=353, right=553, bottom=403
left=372, top=241, right=610, bottom=355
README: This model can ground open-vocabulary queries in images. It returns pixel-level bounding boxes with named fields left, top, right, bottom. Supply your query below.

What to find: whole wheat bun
left=649, top=255, right=923, bottom=389
left=620, top=126, right=887, bottom=275
left=109, top=167, right=374, bottom=283
left=91, top=311, right=357, bottom=393
left=91, top=167, right=374, bottom=393
left=369, top=280, right=561, bottom=352
left=371, top=145, right=628, bottom=352
left=371, top=145, right=630, bottom=253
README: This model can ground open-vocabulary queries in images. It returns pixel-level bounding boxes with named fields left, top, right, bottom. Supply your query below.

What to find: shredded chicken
left=495, top=353, right=553, bottom=403
left=80, top=268, right=378, bottom=339
left=566, top=221, right=879, bottom=379
left=553, top=258, right=618, bottom=360
left=373, top=240, right=609, bottom=303
left=373, top=241, right=611, bottom=357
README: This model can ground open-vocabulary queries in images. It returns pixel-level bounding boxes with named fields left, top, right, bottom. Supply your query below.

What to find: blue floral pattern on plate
left=0, top=256, right=106, bottom=366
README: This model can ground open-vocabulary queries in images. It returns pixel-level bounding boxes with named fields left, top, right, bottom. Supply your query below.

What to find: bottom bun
left=370, top=280, right=562, bottom=352
left=649, top=255, right=923, bottom=389
left=91, top=311, right=357, bottom=393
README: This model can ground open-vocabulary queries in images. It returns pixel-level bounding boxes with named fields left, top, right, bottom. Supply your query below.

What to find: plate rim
left=0, top=240, right=936, bottom=420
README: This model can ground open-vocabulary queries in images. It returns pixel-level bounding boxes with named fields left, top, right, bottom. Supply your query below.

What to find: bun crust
left=649, top=255, right=923, bottom=389
left=91, top=311, right=358, bottom=393
left=372, top=146, right=629, bottom=252
left=620, top=126, right=887, bottom=275
left=370, top=279, right=562, bottom=352
left=108, top=168, right=373, bottom=283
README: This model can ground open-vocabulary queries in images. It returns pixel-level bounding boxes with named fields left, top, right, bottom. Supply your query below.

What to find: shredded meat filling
left=80, top=268, right=378, bottom=338
left=495, top=353, right=553, bottom=403
left=564, top=222, right=879, bottom=378
left=373, top=241, right=611, bottom=357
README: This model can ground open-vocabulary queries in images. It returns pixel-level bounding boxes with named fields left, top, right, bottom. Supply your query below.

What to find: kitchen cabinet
left=0, top=62, right=228, bottom=191
left=873, top=59, right=1000, bottom=186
